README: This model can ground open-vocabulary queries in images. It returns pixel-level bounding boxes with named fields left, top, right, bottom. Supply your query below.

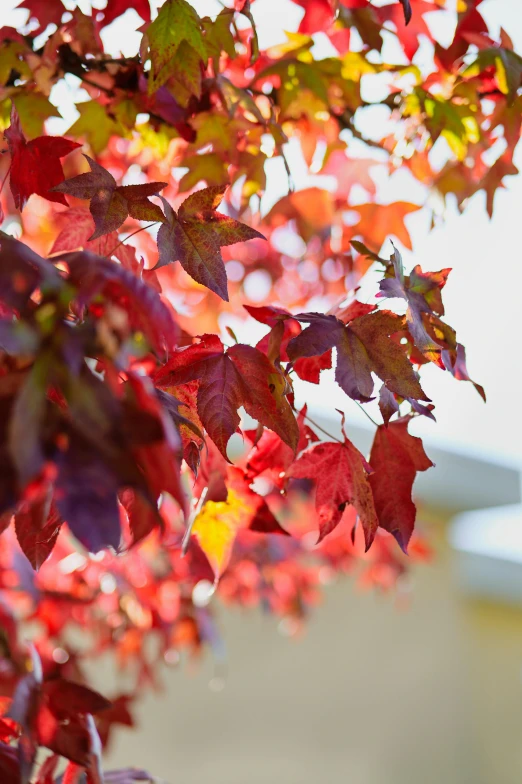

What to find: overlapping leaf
left=51, top=156, right=167, bottom=240
left=287, top=310, right=428, bottom=402
left=368, top=417, right=433, bottom=552
left=154, top=334, right=298, bottom=459
left=378, top=245, right=452, bottom=366
left=288, top=437, right=379, bottom=548
left=155, top=186, right=265, bottom=301
left=5, top=107, right=80, bottom=210
left=143, top=0, right=207, bottom=93
left=192, top=465, right=288, bottom=578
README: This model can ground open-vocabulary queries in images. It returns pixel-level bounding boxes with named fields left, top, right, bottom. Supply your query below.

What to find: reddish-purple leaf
left=378, top=245, right=451, bottom=367
left=155, top=335, right=298, bottom=459
left=54, top=438, right=122, bottom=553
left=14, top=493, right=62, bottom=570
left=51, top=156, right=166, bottom=239
left=155, top=186, right=265, bottom=301
left=288, top=439, right=379, bottom=548
left=62, top=249, right=178, bottom=356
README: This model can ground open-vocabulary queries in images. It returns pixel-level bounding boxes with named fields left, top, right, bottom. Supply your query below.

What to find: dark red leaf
left=5, top=107, right=81, bottom=210
left=368, top=417, right=433, bottom=552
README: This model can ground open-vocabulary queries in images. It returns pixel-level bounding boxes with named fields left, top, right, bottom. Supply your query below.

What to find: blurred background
left=5, top=0, right=522, bottom=781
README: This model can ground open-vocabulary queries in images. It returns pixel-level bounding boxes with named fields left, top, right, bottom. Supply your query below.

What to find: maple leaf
left=368, top=417, right=433, bottom=552
left=192, top=466, right=287, bottom=578
left=155, top=186, right=265, bottom=301
left=295, top=0, right=337, bottom=33
left=51, top=156, right=167, bottom=240
left=202, top=8, right=236, bottom=60
left=61, top=249, right=178, bottom=356
left=50, top=206, right=121, bottom=257
left=5, top=107, right=81, bottom=210
left=54, top=436, right=123, bottom=554
left=378, top=245, right=451, bottom=367
left=156, top=385, right=205, bottom=475
left=144, top=0, right=207, bottom=93
left=154, top=334, right=298, bottom=459
left=0, top=233, right=63, bottom=315
left=442, top=342, right=485, bottom=402
left=66, top=101, right=123, bottom=155
left=288, top=437, right=379, bottom=548
left=377, top=0, right=437, bottom=60
left=287, top=310, right=429, bottom=402
left=100, top=0, right=151, bottom=27
left=16, top=0, right=65, bottom=34
left=125, top=372, right=188, bottom=523
left=266, top=187, right=335, bottom=243
left=378, top=384, right=400, bottom=426
left=352, top=202, right=422, bottom=251
left=14, top=492, right=62, bottom=570
left=245, top=405, right=319, bottom=487
left=11, top=93, right=60, bottom=140
left=321, top=149, right=378, bottom=201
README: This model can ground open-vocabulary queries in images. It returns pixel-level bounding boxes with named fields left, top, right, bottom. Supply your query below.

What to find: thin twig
left=77, top=73, right=115, bottom=97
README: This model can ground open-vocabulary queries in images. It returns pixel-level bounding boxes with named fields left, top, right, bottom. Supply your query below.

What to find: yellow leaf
left=192, top=489, right=254, bottom=577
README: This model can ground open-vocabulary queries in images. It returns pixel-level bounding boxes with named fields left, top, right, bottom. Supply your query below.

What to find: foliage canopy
left=0, top=0, right=519, bottom=780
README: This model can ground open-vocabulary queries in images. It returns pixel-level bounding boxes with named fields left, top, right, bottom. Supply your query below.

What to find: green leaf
left=465, top=47, right=522, bottom=105
left=12, top=93, right=60, bottom=139
left=166, top=40, right=202, bottom=107
left=203, top=8, right=236, bottom=61
left=67, top=101, right=122, bottom=154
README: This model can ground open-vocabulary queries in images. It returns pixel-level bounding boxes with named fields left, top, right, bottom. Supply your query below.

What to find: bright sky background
left=5, top=0, right=522, bottom=470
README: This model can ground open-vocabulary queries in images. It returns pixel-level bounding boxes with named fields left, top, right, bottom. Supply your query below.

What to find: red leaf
left=100, top=0, right=151, bottom=27
left=288, top=439, right=379, bottom=548
left=155, top=187, right=265, bottom=301
left=295, top=0, right=336, bottom=33
left=14, top=492, right=62, bottom=570
left=63, top=249, right=178, bottom=355
left=293, top=352, right=332, bottom=384
left=5, top=107, right=81, bottom=210
left=288, top=311, right=428, bottom=402
left=43, top=680, right=111, bottom=720
left=0, top=743, right=20, bottom=784
left=16, top=0, right=66, bottom=34
left=245, top=405, right=318, bottom=487
left=368, top=417, right=433, bottom=552
left=54, top=437, right=123, bottom=554
left=154, top=335, right=298, bottom=459
left=126, top=372, right=188, bottom=522
left=52, top=156, right=166, bottom=239
left=442, top=342, right=486, bottom=402
left=50, top=207, right=121, bottom=257
left=378, top=245, right=451, bottom=366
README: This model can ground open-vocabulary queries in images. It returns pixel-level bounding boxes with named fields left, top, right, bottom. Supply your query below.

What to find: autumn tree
left=0, top=0, right=519, bottom=780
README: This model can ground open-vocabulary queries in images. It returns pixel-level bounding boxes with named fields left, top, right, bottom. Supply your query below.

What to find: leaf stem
left=105, top=222, right=160, bottom=258
left=354, top=400, right=379, bottom=427
left=302, top=411, right=344, bottom=444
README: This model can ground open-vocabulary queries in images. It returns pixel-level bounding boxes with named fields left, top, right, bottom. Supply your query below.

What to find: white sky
left=5, top=0, right=522, bottom=469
